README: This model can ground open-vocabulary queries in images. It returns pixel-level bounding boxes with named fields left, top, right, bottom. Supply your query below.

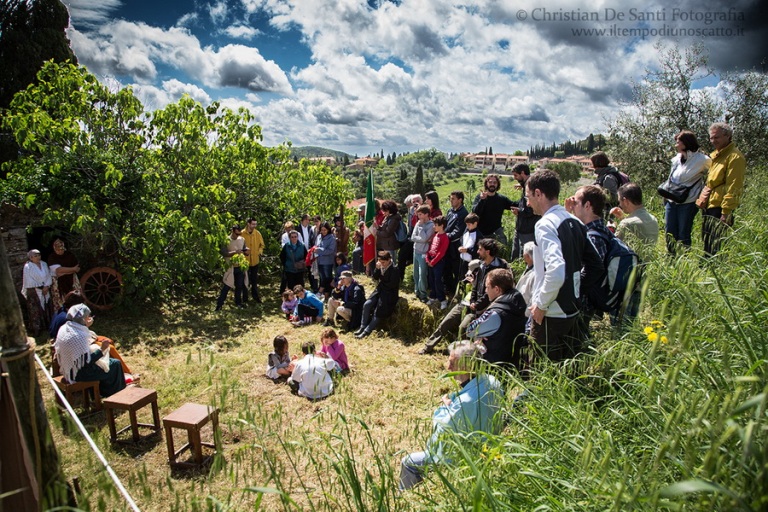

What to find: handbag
left=657, top=179, right=693, bottom=203
left=290, top=247, right=306, bottom=270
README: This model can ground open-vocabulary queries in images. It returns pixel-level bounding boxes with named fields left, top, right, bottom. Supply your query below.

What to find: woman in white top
left=664, top=130, right=710, bottom=253
left=22, top=249, right=53, bottom=335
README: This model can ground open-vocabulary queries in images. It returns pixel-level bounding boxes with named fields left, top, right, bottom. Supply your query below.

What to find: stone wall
left=0, top=204, right=41, bottom=288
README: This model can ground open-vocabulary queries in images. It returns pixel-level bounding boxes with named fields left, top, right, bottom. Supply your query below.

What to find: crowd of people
left=252, top=122, right=747, bottom=488
left=28, top=121, right=746, bottom=491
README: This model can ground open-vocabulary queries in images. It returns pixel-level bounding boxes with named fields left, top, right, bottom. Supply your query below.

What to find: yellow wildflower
left=660, top=336, right=668, bottom=344
left=647, top=332, right=659, bottom=342
left=651, top=320, right=665, bottom=329
left=644, top=326, right=654, bottom=335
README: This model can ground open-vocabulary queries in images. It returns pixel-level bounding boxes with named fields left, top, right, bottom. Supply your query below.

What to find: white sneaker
left=427, top=299, right=438, bottom=306
left=440, top=300, right=449, bottom=310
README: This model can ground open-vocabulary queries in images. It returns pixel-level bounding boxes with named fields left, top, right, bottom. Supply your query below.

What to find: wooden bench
left=103, top=387, right=161, bottom=443
left=163, top=403, right=220, bottom=468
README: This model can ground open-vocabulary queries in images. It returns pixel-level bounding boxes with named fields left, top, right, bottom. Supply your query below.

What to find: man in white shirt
left=288, top=341, right=338, bottom=400
left=526, top=170, right=604, bottom=363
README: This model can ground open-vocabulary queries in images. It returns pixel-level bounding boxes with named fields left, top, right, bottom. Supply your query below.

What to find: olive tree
left=607, top=43, right=722, bottom=188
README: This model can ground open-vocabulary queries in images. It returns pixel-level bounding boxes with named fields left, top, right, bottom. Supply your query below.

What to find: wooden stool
left=53, top=376, right=102, bottom=411
left=163, top=403, right=220, bottom=468
left=103, top=387, right=161, bottom=443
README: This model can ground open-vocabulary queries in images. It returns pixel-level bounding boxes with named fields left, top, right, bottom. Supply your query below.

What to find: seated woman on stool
left=53, top=304, right=127, bottom=398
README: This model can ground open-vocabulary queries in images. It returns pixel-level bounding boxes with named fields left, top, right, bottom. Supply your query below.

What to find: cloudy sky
left=63, top=0, right=767, bottom=155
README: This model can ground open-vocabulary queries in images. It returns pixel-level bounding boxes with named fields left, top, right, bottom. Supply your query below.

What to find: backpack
left=395, top=220, right=408, bottom=245
left=587, top=229, right=639, bottom=312
left=599, top=168, right=630, bottom=187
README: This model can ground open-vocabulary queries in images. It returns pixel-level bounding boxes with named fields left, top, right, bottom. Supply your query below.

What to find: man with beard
left=510, top=164, right=541, bottom=260
left=471, top=174, right=515, bottom=246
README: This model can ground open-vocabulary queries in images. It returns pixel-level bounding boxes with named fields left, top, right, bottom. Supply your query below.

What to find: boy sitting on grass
left=288, top=341, right=338, bottom=400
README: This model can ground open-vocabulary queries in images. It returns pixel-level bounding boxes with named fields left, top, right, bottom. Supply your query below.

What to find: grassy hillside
left=38, top=168, right=767, bottom=511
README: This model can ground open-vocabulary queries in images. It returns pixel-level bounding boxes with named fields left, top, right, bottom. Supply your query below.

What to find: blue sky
left=62, top=0, right=767, bottom=155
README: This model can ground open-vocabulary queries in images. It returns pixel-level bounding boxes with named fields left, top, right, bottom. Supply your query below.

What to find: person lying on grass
left=399, top=341, right=504, bottom=491
left=288, top=341, right=338, bottom=400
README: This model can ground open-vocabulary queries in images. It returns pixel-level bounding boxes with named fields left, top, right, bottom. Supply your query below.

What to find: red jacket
left=425, top=232, right=449, bottom=266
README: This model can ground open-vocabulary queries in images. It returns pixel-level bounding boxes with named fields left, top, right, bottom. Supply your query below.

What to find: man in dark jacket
left=443, top=190, right=469, bottom=295
left=466, top=268, right=527, bottom=371
left=355, top=251, right=400, bottom=338
left=326, top=271, right=365, bottom=330
left=510, top=163, right=541, bottom=260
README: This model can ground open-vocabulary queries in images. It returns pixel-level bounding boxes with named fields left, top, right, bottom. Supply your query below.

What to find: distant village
left=307, top=152, right=594, bottom=173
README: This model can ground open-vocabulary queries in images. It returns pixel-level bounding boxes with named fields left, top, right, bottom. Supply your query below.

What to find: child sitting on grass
left=266, top=335, right=293, bottom=380
left=316, top=328, right=349, bottom=373
left=281, top=289, right=298, bottom=320
left=289, top=341, right=338, bottom=400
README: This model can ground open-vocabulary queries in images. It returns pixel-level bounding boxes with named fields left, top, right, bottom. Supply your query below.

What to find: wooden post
left=0, top=235, right=71, bottom=510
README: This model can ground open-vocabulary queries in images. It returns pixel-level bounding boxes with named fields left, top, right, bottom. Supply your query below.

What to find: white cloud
left=223, top=24, right=262, bottom=39
left=63, top=0, right=122, bottom=28
left=69, top=21, right=293, bottom=94
left=208, top=1, right=229, bottom=25
left=66, top=0, right=764, bottom=154
left=132, top=79, right=212, bottom=110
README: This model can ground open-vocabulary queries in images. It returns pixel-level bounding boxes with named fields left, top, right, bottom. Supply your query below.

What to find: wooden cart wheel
left=80, top=267, right=123, bottom=311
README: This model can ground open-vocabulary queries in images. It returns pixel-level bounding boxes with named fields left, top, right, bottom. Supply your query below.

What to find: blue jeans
left=413, top=252, right=428, bottom=301
left=318, top=263, right=333, bottom=292
left=664, top=201, right=699, bottom=253
left=399, top=451, right=435, bottom=491
left=428, top=259, right=446, bottom=301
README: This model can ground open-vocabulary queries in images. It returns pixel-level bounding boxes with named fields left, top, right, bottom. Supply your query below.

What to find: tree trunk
left=0, top=235, right=70, bottom=510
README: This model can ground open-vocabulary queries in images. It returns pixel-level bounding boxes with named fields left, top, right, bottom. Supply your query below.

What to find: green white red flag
left=363, top=169, right=376, bottom=266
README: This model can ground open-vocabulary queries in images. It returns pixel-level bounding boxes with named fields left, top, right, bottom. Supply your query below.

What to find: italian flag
left=363, top=168, right=376, bottom=266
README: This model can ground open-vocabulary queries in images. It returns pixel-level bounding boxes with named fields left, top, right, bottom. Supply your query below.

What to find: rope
left=33, top=353, right=141, bottom=512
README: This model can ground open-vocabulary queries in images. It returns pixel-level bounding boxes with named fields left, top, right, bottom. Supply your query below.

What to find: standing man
left=526, top=171, right=603, bottom=363
left=297, top=214, right=315, bottom=249
left=697, top=122, right=746, bottom=256
left=443, top=191, right=469, bottom=296
left=242, top=217, right=265, bottom=304
left=471, top=174, right=515, bottom=246
left=510, top=164, right=541, bottom=260
left=215, top=224, right=250, bottom=311
left=297, top=214, right=318, bottom=291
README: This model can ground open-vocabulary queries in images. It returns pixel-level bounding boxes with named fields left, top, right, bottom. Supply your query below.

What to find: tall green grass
left=44, top=171, right=767, bottom=511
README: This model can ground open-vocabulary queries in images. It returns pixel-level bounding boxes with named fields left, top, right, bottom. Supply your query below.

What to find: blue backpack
left=587, top=229, right=639, bottom=312
left=395, top=220, right=408, bottom=245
